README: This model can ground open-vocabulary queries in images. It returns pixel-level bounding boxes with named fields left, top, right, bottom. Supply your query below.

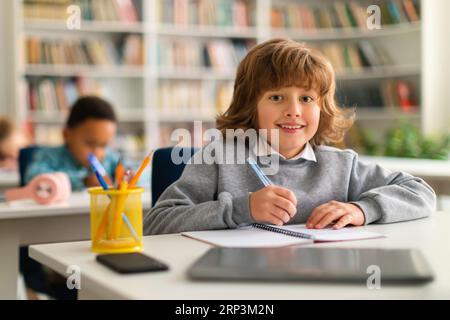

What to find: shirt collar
left=253, top=139, right=317, bottom=162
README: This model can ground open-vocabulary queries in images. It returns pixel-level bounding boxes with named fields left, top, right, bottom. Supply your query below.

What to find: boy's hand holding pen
left=247, top=158, right=297, bottom=226
left=249, top=185, right=297, bottom=226
left=246, top=158, right=364, bottom=230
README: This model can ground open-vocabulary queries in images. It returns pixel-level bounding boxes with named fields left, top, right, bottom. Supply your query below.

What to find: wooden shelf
left=158, top=115, right=216, bottom=123
left=156, top=24, right=258, bottom=39
left=27, top=111, right=146, bottom=123
left=25, top=64, right=419, bottom=82
left=24, top=64, right=145, bottom=78
left=24, top=19, right=146, bottom=33
left=157, top=67, right=235, bottom=80
left=271, top=22, right=421, bottom=41
left=27, top=111, right=66, bottom=123
left=356, top=108, right=421, bottom=120
left=336, top=65, right=420, bottom=80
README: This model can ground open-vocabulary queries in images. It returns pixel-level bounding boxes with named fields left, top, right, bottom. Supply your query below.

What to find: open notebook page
left=182, top=226, right=313, bottom=248
left=278, top=224, right=384, bottom=242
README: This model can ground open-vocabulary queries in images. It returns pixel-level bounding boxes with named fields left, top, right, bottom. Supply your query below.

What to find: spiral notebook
left=182, top=223, right=384, bottom=248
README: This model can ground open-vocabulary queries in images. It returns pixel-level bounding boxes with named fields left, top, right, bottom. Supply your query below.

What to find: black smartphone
left=96, top=253, right=169, bottom=274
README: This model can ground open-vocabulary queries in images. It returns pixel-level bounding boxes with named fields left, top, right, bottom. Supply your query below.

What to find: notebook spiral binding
left=252, top=223, right=314, bottom=240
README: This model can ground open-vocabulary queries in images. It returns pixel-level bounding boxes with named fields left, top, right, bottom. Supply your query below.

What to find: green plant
left=383, top=122, right=449, bottom=160
left=384, top=122, right=421, bottom=158
left=360, top=128, right=379, bottom=156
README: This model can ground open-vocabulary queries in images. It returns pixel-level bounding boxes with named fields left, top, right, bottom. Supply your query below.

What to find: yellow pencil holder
left=88, top=187, right=144, bottom=254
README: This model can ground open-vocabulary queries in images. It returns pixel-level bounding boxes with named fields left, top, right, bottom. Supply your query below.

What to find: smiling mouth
left=276, top=124, right=306, bottom=130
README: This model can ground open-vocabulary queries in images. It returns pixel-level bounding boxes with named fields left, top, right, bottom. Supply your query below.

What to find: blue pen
left=88, top=153, right=106, bottom=176
left=88, top=153, right=109, bottom=189
left=89, top=153, right=140, bottom=242
left=247, top=157, right=273, bottom=186
left=94, top=171, right=109, bottom=190
left=121, top=213, right=140, bottom=241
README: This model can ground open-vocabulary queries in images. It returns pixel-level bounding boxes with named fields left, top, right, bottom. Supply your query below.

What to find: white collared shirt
left=253, top=139, right=317, bottom=162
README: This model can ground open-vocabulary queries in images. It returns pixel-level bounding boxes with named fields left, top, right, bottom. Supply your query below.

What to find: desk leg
left=0, top=224, right=19, bottom=299
left=0, top=214, right=90, bottom=300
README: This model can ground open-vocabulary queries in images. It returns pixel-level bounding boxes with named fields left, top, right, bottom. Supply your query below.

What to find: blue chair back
left=18, top=146, right=40, bottom=187
left=151, top=147, right=199, bottom=205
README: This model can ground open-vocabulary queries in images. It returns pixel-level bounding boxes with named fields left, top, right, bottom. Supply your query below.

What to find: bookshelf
left=269, top=0, right=423, bottom=147
left=13, top=0, right=148, bottom=159
left=10, top=0, right=423, bottom=155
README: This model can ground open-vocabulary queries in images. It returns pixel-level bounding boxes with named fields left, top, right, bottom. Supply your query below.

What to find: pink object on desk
left=4, top=172, right=71, bottom=204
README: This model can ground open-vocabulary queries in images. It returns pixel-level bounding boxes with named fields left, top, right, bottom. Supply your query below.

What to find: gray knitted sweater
left=144, top=140, right=436, bottom=235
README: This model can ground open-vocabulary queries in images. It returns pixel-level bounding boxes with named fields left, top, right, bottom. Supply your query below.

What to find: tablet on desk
left=187, top=247, right=434, bottom=284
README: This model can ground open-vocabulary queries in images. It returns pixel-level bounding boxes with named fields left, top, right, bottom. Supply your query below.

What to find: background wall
left=422, top=0, right=450, bottom=135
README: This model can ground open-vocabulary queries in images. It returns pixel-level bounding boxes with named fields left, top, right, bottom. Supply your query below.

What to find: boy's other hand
left=306, top=201, right=365, bottom=229
left=84, top=173, right=113, bottom=188
left=249, top=185, right=297, bottom=226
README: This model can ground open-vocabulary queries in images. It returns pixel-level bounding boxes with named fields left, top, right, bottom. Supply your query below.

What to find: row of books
left=157, top=39, right=254, bottom=71
left=25, top=35, right=144, bottom=66
left=271, top=0, right=420, bottom=29
left=158, top=0, right=254, bottom=27
left=25, top=77, right=233, bottom=118
left=156, top=39, right=391, bottom=72
left=158, top=80, right=232, bottom=118
left=26, top=77, right=103, bottom=113
left=317, top=40, right=392, bottom=70
left=26, top=78, right=415, bottom=121
left=337, top=80, right=417, bottom=111
left=24, top=0, right=141, bottom=23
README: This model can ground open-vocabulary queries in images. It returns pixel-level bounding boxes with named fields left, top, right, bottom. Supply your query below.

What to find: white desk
left=0, top=170, right=19, bottom=190
left=30, top=212, right=450, bottom=300
left=360, top=156, right=450, bottom=210
left=0, top=190, right=151, bottom=299
left=360, top=156, right=450, bottom=179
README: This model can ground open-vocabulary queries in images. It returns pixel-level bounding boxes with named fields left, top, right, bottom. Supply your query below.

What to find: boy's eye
left=269, top=95, right=283, bottom=102
left=301, top=96, right=314, bottom=103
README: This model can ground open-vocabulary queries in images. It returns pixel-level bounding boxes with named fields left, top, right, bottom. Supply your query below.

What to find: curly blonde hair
left=216, top=38, right=354, bottom=146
